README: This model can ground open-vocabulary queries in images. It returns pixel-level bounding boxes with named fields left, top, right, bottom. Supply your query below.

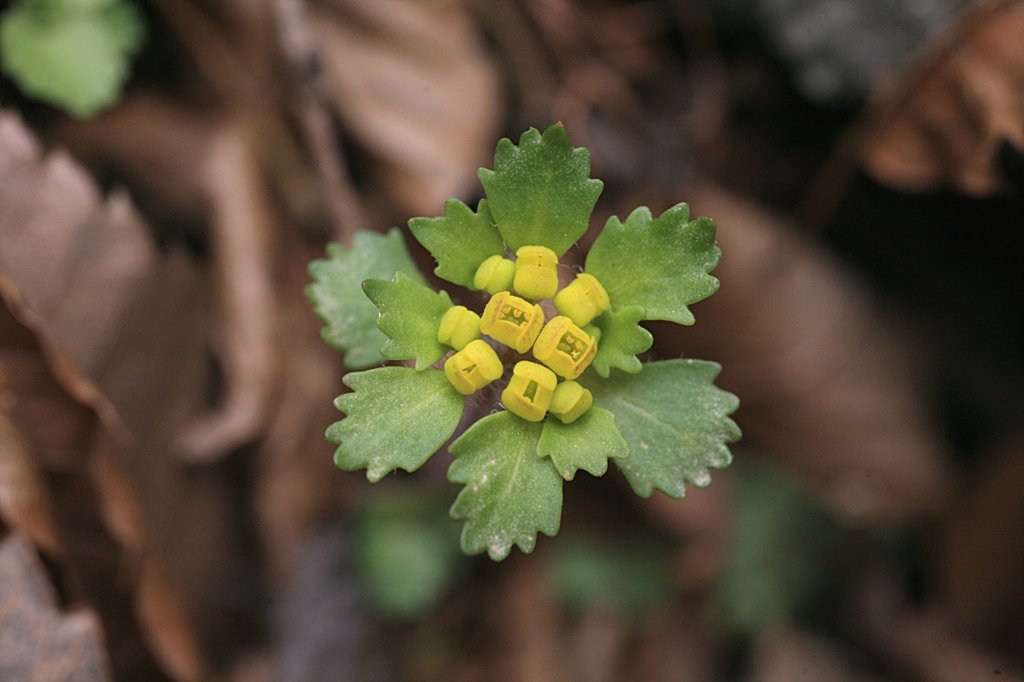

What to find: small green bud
left=473, top=255, right=516, bottom=294
left=502, top=361, right=557, bottom=422
left=444, top=339, right=503, bottom=395
left=532, top=316, right=597, bottom=380
left=513, top=245, right=558, bottom=300
left=437, top=305, right=481, bottom=350
left=552, top=273, right=610, bottom=326
left=548, top=380, right=593, bottom=424
left=481, top=291, right=545, bottom=353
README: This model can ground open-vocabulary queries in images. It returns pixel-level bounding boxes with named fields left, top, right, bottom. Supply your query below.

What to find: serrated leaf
left=408, top=198, right=504, bottom=288
left=537, top=407, right=629, bottom=480
left=478, top=125, right=603, bottom=256
left=586, top=203, right=721, bottom=325
left=448, top=411, right=562, bottom=560
left=581, top=360, right=740, bottom=498
left=362, top=272, right=452, bottom=370
left=306, top=229, right=423, bottom=369
left=0, top=0, right=144, bottom=118
left=589, top=305, right=653, bottom=377
left=329, top=367, right=464, bottom=481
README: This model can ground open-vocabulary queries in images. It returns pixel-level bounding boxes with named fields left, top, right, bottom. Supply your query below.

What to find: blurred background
left=0, top=0, right=1022, bottom=680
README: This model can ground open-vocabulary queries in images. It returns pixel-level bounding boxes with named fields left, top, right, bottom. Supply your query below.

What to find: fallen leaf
left=861, top=0, right=1024, bottom=195
left=0, top=109, right=210, bottom=680
left=311, top=0, right=502, bottom=215
left=749, top=629, right=883, bottom=682
left=252, top=233, right=351, bottom=582
left=0, top=111, right=154, bottom=380
left=933, top=421, right=1024, bottom=646
left=664, top=182, right=949, bottom=522
left=173, top=122, right=280, bottom=463
left=0, top=364, right=61, bottom=555
left=0, top=533, right=112, bottom=682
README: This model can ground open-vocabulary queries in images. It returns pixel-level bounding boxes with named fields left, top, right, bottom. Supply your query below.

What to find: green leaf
left=329, top=368, right=464, bottom=481
left=448, top=411, right=563, bottom=560
left=306, top=229, right=424, bottom=369
left=550, top=536, right=672, bottom=617
left=537, top=407, right=629, bottom=480
left=362, top=272, right=452, bottom=370
left=408, top=198, right=505, bottom=288
left=0, top=0, right=144, bottom=118
left=589, top=305, right=653, bottom=377
left=586, top=203, right=721, bottom=325
left=358, top=490, right=464, bottom=620
left=712, top=459, right=855, bottom=633
left=478, top=125, right=603, bottom=256
left=581, top=360, right=740, bottom=498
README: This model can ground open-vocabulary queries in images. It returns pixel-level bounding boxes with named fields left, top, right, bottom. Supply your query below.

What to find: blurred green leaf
left=306, top=229, right=423, bottom=369
left=712, top=460, right=858, bottom=633
left=549, top=535, right=672, bottom=617
left=358, top=491, right=464, bottom=620
left=0, top=0, right=144, bottom=118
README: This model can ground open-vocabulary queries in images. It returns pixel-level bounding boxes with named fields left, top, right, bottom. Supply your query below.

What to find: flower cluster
left=439, top=244, right=608, bottom=424
left=306, top=125, right=740, bottom=561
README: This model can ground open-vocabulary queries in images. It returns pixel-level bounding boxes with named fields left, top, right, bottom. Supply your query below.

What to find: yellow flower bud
left=444, top=339, right=503, bottom=395
left=552, top=273, right=610, bottom=326
left=480, top=291, right=545, bottom=354
left=513, top=245, right=559, bottom=300
left=532, top=316, right=597, bottom=380
left=437, top=305, right=481, bottom=350
left=548, top=380, right=593, bottom=424
left=501, top=361, right=557, bottom=422
left=473, top=255, right=515, bottom=294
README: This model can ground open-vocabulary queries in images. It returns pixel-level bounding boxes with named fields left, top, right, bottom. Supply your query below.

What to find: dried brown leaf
left=43, top=105, right=284, bottom=464
left=0, top=325, right=185, bottom=681
left=46, top=94, right=218, bottom=227
left=135, top=554, right=209, bottom=682
left=150, top=0, right=322, bottom=225
left=0, top=369, right=61, bottom=554
left=253, top=237, right=347, bottom=581
left=91, top=439, right=208, bottom=682
left=861, top=0, right=1024, bottom=195
left=501, top=558, right=567, bottom=682
left=0, top=112, right=155, bottom=380
left=858, top=574, right=1024, bottom=682
left=311, top=0, right=502, bottom=215
left=0, top=110, right=211, bottom=680
left=749, top=629, right=883, bottom=682
left=665, top=182, right=949, bottom=522
left=273, top=0, right=369, bottom=243
left=0, top=534, right=112, bottom=682
left=933, top=422, right=1024, bottom=647
left=174, top=123, right=280, bottom=463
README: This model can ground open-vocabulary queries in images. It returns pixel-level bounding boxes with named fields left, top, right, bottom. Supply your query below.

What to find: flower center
left=439, top=245, right=611, bottom=422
